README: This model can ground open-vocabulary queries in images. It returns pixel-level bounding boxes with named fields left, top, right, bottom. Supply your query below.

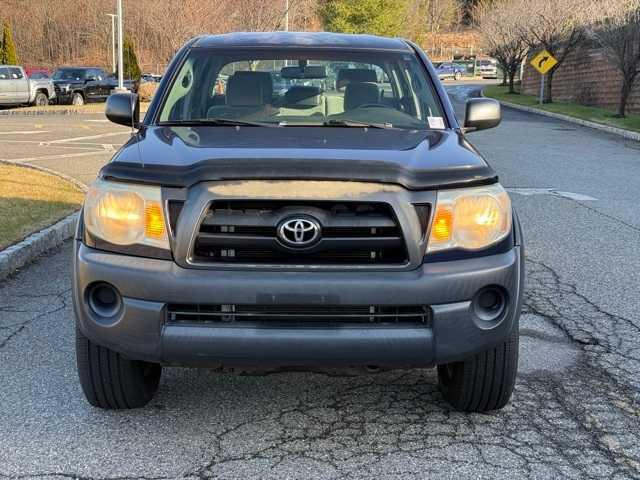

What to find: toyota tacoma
left=0, top=65, right=56, bottom=106
left=74, top=32, right=524, bottom=412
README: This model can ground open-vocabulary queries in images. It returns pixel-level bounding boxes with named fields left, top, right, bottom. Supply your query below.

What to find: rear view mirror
left=106, top=92, right=140, bottom=128
left=463, top=98, right=501, bottom=132
left=281, top=65, right=327, bottom=79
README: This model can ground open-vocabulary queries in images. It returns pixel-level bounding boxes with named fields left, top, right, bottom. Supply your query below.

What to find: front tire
left=437, top=327, right=519, bottom=412
left=454, top=72, right=462, bottom=81
left=75, top=327, right=162, bottom=409
left=71, top=92, right=85, bottom=106
left=33, top=92, right=49, bottom=106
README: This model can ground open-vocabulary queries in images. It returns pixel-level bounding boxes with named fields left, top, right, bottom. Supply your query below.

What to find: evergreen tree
left=319, top=0, right=406, bottom=37
left=121, top=37, right=141, bottom=81
left=0, top=21, right=19, bottom=65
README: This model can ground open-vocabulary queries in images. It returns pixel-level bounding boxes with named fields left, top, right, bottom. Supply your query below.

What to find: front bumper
left=73, top=241, right=524, bottom=368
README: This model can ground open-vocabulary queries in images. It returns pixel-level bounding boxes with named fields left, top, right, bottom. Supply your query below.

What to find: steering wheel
left=355, top=102, right=388, bottom=109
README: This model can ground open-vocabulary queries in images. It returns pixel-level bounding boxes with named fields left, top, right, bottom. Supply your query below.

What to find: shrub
left=137, top=81, right=158, bottom=102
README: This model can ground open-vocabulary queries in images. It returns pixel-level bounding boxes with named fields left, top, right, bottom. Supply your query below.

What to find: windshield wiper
left=322, top=119, right=395, bottom=129
left=158, top=118, right=278, bottom=128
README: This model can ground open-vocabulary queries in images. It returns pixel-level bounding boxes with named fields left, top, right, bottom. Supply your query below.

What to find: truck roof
left=55, top=66, right=101, bottom=70
left=192, top=32, right=412, bottom=53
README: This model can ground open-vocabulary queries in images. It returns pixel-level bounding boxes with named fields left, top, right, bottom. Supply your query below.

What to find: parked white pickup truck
left=0, top=65, right=56, bottom=106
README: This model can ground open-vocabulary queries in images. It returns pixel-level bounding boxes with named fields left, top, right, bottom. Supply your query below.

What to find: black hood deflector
left=100, top=126, right=497, bottom=191
left=102, top=158, right=496, bottom=191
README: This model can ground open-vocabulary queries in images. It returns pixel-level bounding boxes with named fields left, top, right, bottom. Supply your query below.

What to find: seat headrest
left=336, top=69, right=377, bottom=90
left=226, top=71, right=273, bottom=107
left=283, top=86, right=321, bottom=107
left=344, top=82, right=379, bottom=111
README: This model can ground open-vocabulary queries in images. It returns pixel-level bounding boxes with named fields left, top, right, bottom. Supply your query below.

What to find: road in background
left=1, top=87, right=639, bottom=479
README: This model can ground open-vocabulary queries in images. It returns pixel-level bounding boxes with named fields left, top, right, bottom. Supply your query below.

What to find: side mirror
left=463, top=98, right=501, bottom=132
left=85, top=76, right=97, bottom=83
left=106, top=92, right=140, bottom=128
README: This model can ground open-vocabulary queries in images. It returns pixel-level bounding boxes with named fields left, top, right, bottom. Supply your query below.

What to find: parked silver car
left=0, top=65, right=56, bottom=106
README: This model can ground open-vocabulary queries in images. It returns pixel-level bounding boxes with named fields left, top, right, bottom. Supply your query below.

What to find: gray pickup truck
left=0, top=65, right=56, bottom=106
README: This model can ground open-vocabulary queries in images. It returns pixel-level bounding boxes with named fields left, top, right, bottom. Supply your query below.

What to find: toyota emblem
left=277, top=217, right=321, bottom=247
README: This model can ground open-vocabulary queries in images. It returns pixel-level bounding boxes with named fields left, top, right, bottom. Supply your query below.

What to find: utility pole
left=106, top=14, right=117, bottom=75
left=116, top=0, right=124, bottom=90
left=284, top=0, right=289, bottom=67
left=284, top=0, right=289, bottom=31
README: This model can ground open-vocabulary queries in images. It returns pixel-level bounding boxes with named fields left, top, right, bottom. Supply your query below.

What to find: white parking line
left=507, top=188, right=598, bottom=201
left=46, top=131, right=129, bottom=144
left=0, top=130, right=50, bottom=135
left=3, top=150, right=112, bottom=164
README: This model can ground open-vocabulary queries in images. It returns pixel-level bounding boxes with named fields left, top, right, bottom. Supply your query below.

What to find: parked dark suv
left=52, top=67, right=135, bottom=105
left=74, top=32, right=523, bottom=412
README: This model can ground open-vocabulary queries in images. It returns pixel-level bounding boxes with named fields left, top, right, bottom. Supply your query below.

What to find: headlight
left=427, top=184, right=511, bottom=253
left=84, top=179, right=169, bottom=250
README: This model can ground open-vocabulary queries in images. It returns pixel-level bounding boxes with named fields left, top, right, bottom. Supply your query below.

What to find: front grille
left=191, top=200, right=410, bottom=266
left=167, top=304, right=430, bottom=326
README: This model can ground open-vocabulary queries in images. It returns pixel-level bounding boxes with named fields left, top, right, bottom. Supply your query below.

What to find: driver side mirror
left=463, top=98, right=501, bottom=132
left=106, top=92, right=140, bottom=128
left=85, top=76, right=97, bottom=83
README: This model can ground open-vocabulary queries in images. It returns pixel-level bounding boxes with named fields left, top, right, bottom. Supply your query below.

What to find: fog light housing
left=87, top=282, right=122, bottom=318
left=472, top=286, right=507, bottom=323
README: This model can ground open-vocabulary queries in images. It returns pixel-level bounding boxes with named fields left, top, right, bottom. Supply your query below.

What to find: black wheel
left=34, top=92, right=48, bottom=106
left=437, top=327, right=519, bottom=412
left=75, top=327, right=161, bottom=409
left=71, top=92, right=85, bottom=106
left=454, top=72, right=462, bottom=81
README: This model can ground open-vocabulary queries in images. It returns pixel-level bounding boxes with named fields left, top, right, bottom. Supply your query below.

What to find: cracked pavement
left=1, top=85, right=639, bottom=479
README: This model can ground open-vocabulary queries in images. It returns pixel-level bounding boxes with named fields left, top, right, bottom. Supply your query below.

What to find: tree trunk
left=618, top=77, right=634, bottom=118
left=501, top=68, right=507, bottom=86
left=508, top=69, right=517, bottom=94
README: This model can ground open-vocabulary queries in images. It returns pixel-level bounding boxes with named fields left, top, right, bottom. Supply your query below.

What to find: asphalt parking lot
left=0, top=114, right=129, bottom=185
left=1, top=86, right=640, bottom=479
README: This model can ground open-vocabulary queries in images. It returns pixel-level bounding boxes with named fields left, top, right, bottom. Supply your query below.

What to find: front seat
left=343, top=82, right=380, bottom=111
left=336, top=68, right=377, bottom=90
left=207, top=72, right=273, bottom=118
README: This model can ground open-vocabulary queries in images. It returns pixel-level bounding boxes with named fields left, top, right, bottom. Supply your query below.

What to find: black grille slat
left=191, top=200, right=410, bottom=266
left=167, top=304, right=430, bottom=326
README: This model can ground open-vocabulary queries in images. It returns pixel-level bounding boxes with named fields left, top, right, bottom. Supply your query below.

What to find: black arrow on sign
left=538, top=56, right=549, bottom=68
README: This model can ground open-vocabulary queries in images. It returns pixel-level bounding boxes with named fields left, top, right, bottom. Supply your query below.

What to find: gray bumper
left=73, top=242, right=524, bottom=368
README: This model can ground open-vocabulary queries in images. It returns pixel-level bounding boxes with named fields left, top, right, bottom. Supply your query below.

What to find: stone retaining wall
left=521, top=45, right=640, bottom=115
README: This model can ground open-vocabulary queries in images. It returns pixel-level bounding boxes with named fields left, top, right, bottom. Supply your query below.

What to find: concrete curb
left=0, top=159, right=89, bottom=193
left=0, top=212, right=78, bottom=281
left=0, top=161, right=87, bottom=281
left=483, top=90, right=640, bottom=142
left=0, top=104, right=150, bottom=117
left=0, top=108, right=97, bottom=116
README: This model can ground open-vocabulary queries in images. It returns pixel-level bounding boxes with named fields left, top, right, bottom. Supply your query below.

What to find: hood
left=100, top=126, right=496, bottom=191
left=53, top=78, right=84, bottom=85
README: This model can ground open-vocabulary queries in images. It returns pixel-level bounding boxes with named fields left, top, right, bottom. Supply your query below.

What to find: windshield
left=158, top=49, right=446, bottom=130
left=53, top=69, right=87, bottom=81
left=29, top=72, right=49, bottom=79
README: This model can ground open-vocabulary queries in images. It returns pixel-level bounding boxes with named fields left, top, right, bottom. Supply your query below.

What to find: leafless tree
left=475, top=0, right=529, bottom=93
left=518, top=0, right=591, bottom=103
left=0, top=0, right=322, bottom=71
left=405, top=0, right=458, bottom=39
left=586, top=0, right=640, bottom=117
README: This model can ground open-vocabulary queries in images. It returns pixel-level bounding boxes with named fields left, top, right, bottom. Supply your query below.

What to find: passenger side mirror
left=106, top=92, right=140, bottom=128
left=463, top=98, right=501, bottom=132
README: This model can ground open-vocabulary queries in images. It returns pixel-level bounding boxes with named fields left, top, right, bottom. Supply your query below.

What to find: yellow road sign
left=530, top=50, right=558, bottom=75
